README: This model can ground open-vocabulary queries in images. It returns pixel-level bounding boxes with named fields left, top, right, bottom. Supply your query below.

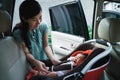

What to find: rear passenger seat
left=0, top=10, right=30, bottom=80
left=98, top=18, right=120, bottom=80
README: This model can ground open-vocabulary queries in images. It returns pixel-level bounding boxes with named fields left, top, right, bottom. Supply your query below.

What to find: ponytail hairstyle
left=14, top=0, right=42, bottom=48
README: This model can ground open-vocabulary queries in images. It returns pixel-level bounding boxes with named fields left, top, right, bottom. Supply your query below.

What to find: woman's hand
left=34, top=60, right=50, bottom=74
left=51, top=58, right=61, bottom=65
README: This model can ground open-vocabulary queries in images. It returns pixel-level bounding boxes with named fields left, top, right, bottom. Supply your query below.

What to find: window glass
left=103, top=1, right=120, bottom=18
left=49, top=2, right=86, bottom=37
left=0, top=0, right=2, bottom=9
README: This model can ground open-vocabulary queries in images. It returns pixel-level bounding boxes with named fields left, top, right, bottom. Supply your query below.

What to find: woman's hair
left=19, top=0, right=42, bottom=20
left=13, top=0, right=42, bottom=48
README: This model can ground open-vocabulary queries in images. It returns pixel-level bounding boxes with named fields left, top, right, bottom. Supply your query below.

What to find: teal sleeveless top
left=13, top=22, right=48, bottom=60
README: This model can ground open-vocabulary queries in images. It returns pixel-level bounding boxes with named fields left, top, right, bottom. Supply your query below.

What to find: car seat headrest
left=0, top=10, right=11, bottom=38
left=98, top=18, right=120, bottom=42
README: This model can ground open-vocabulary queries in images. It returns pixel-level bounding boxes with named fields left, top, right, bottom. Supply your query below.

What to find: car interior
left=0, top=11, right=120, bottom=80
left=0, top=0, right=120, bottom=80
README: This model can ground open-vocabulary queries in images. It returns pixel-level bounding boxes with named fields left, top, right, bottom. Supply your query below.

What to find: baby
left=27, top=50, right=93, bottom=80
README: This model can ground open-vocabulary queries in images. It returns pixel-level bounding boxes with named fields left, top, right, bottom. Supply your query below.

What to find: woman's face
left=25, top=11, right=42, bottom=30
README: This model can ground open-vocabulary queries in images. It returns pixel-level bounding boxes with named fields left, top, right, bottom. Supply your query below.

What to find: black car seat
left=98, top=18, right=120, bottom=80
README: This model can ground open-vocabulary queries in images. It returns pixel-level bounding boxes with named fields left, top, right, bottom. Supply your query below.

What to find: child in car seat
left=27, top=49, right=93, bottom=80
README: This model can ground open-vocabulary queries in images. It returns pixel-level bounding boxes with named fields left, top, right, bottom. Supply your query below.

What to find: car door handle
left=60, top=46, right=70, bottom=51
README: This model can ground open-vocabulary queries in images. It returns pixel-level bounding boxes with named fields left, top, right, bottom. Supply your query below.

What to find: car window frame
left=49, top=0, right=90, bottom=41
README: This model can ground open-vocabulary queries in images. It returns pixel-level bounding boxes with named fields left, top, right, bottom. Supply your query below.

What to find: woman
left=13, top=0, right=60, bottom=74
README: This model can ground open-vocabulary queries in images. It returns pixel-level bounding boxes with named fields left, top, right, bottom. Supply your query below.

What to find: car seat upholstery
left=0, top=10, right=30, bottom=80
left=0, top=10, right=11, bottom=37
left=98, top=18, right=120, bottom=80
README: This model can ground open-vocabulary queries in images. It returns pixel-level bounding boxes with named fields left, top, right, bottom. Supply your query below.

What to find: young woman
left=13, top=0, right=60, bottom=74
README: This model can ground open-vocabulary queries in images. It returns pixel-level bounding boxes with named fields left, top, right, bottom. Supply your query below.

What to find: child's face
left=75, top=54, right=84, bottom=60
left=72, top=54, right=85, bottom=66
left=25, top=11, right=42, bottom=30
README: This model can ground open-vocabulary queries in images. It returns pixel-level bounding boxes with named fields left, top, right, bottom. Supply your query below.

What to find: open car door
left=49, top=0, right=89, bottom=58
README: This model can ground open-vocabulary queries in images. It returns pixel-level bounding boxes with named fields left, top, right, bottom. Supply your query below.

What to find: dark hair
left=19, top=0, right=42, bottom=20
left=14, top=0, right=42, bottom=48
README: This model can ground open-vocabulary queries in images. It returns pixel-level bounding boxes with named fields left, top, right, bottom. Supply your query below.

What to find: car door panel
left=52, top=31, right=84, bottom=57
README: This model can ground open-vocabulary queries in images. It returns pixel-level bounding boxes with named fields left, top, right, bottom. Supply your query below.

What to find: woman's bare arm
left=43, top=32, right=60, bottom=65
left=20, top=42, right=49, bottom=73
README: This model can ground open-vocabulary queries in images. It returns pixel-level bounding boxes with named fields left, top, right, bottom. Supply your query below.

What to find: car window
left=103, top=1, right=120, bottom=18
left=49, top=1, right=89, bottom=40
left=0, top=0, right=14, bottom=16
left=0, top=0, right=2, bottom=9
